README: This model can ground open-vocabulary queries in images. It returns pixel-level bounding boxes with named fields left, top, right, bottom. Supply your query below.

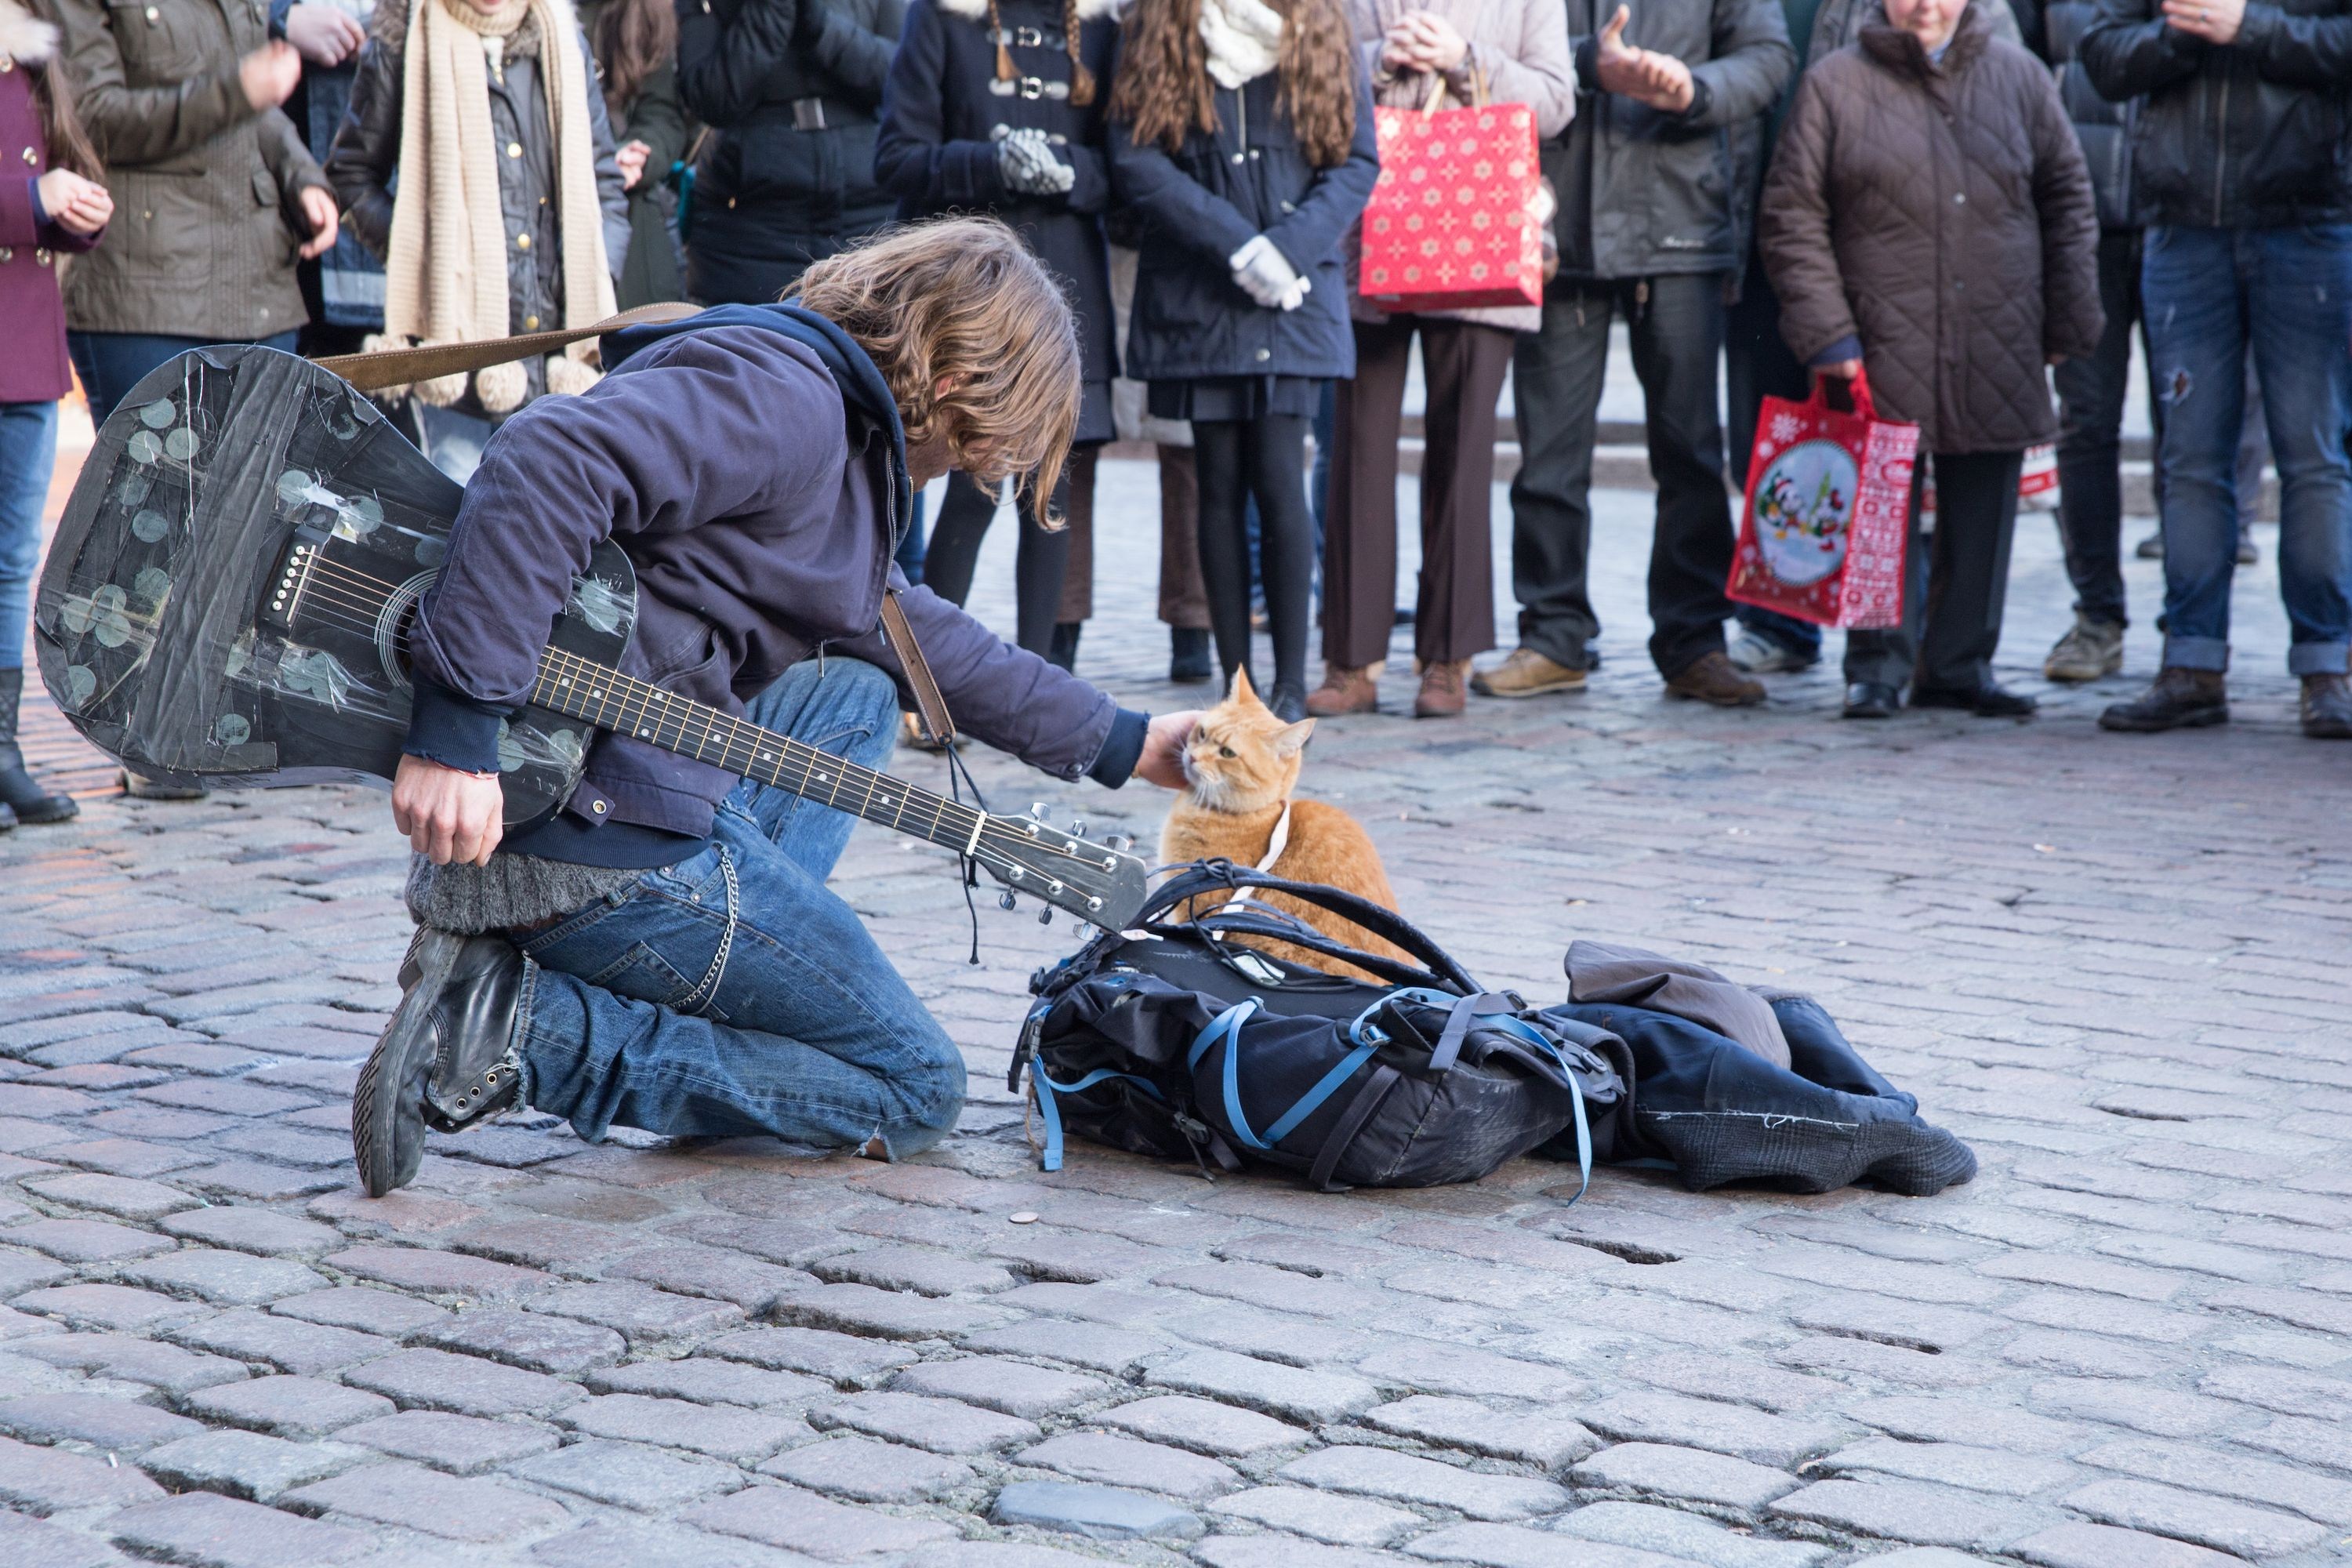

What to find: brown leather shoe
left=1305, top=664, right=1378, bottom=717
left=1470, top=647, right=1587, bottom=699
left=2303, top=672, right=2352, bottom=739
left=1664, top=651, right=1766, bottom=707
left=2099, top=667, right=2227, bottom=731
left=1414, top=660, right=1469, bottom=719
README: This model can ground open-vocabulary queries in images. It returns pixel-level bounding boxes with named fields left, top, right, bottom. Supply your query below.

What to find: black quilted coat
left=1759, top=2, right=2103, bottom=453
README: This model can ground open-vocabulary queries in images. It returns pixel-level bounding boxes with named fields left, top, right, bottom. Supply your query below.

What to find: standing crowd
left=1, top=0, right=2347, bottom=832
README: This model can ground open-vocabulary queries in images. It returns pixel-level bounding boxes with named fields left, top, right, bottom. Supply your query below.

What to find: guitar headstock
left=973, top=804, right=1150, bottom=932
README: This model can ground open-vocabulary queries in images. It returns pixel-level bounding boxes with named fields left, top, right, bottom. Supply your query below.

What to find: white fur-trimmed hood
left=935, top=0, right=1120, bottom=22
left=0, top=0, right=60, bottom=65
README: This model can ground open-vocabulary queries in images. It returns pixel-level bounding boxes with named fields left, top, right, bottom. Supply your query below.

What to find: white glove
left=1230, top=234, right=1303, bottom=310
left=1279, top=274, right=1312, bottom=311
left=996, top=127, right=1075, bottom=196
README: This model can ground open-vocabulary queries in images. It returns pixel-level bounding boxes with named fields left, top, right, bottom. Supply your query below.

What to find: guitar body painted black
left=38, top=346, right=622, bottom=824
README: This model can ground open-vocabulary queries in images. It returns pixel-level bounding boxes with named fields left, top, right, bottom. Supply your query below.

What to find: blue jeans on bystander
left=67, top=331, right=301, bottom=427
left=2142, top=225, right=2352, bottom=676
left=513, top=655, right=966, bottom=1156
left=0, top=401, right=60, bottom=670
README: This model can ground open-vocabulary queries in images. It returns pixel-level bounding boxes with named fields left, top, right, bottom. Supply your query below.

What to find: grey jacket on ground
left=1546, top=0, right=1793, bottom=279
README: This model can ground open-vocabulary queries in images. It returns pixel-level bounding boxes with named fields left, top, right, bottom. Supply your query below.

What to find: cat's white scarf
left=1199, top=0, right=1283, bottom=89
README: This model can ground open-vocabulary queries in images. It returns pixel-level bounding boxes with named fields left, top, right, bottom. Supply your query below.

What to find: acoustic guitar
left=34, top=346, right=1148, bottom=931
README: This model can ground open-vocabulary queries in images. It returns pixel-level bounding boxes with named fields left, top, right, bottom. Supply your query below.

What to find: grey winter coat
left=1548, top=0, right=1792, bottom=280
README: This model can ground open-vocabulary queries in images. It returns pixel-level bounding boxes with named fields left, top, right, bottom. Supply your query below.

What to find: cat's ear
left=1273, top=717, right=1316, bottom=758
left=1228, top=668, right=1257, bottom=705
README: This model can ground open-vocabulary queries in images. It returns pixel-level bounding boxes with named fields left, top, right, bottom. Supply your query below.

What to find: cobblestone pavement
left=4, top=452, right=2349, bottom=1568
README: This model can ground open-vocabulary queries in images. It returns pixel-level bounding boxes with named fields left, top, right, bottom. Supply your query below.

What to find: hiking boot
left=2135, top=529, right=2163, bottom=560
left=1169, top=627, right=1213, bottom=684
left=2303, top=672, right=2352, bottom=739
left=1912, top=680, right=2038, bottom=718
left=2100, top=667, right=2229, bottom=732
left=1664, top=652, right=1766, bottom=707
left=0, top=670, right=74, bottom=826
left=2043, top=614, right=2125, bottom=683
left=1471, top=647, right=1586, bottom=699
left=1727, top=628, right=1815, bottom=674
left=353, top=929, right=527, bottom=1197
left=1305, top=663, right=1378, bottom=717
left=1842, top=681, right=1900, bottom=719
left=120, top=768, right=206, bottom=801
left=1414, top=660, right=1469, bottom=719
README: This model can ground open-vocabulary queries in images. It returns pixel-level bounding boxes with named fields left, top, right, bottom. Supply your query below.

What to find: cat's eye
left=1218, top=745, right=1236, bottom=757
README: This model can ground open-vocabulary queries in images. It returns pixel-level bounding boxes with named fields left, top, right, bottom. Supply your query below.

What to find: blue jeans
left=513, top=657, right=964, bottom=1156
left=0, top=401, right=58, bottom=671
left=67, top=331, right=301, bottom=426
left=2143, top=225, right=2352, bottom=675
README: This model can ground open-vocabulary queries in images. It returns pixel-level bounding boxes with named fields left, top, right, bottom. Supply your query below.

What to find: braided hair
left=984, top=0, right=1095, bottom=108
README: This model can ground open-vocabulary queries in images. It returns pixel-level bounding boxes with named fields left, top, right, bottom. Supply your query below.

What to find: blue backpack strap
left=1029, top=1066, right=1166, bottom=1172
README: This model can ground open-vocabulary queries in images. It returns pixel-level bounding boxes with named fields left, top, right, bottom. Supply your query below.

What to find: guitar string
left=266, top=561, right=1098, bottom=873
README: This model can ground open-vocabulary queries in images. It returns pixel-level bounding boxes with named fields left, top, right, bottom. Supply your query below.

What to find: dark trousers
left=1846, top=450, right=2027, bottom=693
left=921, top=447, right=1098, bottom=655
left=1725, top=250, right=1826, bottom=662
left=68, top=331, right=300, bottom=426
left=1196, top=414, right=1316, bottom=695
left=1156, top=444, right=1210, bottom=630
left=1324, top=315, right=1512, bottom=668
left=1508, top=274, right=1737, bottom=677
left=2053, top=229, right=2161, bottom=630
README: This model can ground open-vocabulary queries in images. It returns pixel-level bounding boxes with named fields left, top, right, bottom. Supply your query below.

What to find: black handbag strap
left=1185, top=908, right=1457, bottom=992
left=1148, top=862, right=1482, bottom=993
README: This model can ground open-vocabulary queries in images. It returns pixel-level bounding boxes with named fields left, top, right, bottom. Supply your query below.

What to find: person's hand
left=2161, top=0, right=2244, bottom=43
left=1381, top=16, right=1422, bottom=71
left=1230, top=234, right=1302, bottom=310
left=1593, top=5, right=1697, bottom=112
left=615, top=139, right=651, bottom=191
left=1135, top=711, right=1200, bottom=790
left=393, top=754, right=506, bottom=866
left=296, top=185, right=339, bottom=258
left=283, top=2, right=365, bottom=66
left=36, top=168, right=112, bottom=235
left=240, top=40, right=302, bottom=110
left=1818, top=358, right=1863, bottom=379
left=1399, top=10, right=1470, bottom=70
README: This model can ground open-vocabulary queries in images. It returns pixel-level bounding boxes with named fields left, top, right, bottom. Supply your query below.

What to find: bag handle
left=1146, top=862, right=1483, bottom=993
left=312, top=303, right=703, bottom=394
left=1812, top=364, right=1879, bottom=423
left=1412, top=60, right=1490, bottom=115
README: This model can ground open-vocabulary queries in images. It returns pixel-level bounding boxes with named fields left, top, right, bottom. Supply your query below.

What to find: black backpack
left=1013, top=863, right=1632, bottom=1192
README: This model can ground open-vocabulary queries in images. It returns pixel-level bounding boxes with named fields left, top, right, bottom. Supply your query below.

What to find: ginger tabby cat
left=1160, top=672, right=1413, bottom=982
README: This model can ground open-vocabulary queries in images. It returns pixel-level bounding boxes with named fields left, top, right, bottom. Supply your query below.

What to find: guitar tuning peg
left=1070, top=819, right=1087, bottom=839
left=1037, top=907, right=1053, bottom=927
left=1106, top=833, right=1132, bottom=852
left=998, top=890, right=1018, bottom=912
left=1030, top=800, right=1050, bottom=819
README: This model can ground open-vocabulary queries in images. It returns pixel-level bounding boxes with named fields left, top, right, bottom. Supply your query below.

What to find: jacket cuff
left=268, top=0, right=292, bottom=37
left=404, top=675, right=513, bottom=774
left=26, top=176, right=46, bottom=229
left=1677, top=76, right=1714, bottom=123
left=1573, top=36, right=1599, bottom=93
left=1809, top=335, right=1861, bottom=368
left=1087, top=707, right=1151, bottom=789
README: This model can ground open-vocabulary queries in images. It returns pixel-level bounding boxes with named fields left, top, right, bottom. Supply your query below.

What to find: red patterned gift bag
left=1726, top=370, right=1920, bottom=630
left=1359, top=79, right=1544, bottom=314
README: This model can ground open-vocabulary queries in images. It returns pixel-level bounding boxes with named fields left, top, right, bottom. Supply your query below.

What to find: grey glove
left=996, top=127, right=1076, bottom=196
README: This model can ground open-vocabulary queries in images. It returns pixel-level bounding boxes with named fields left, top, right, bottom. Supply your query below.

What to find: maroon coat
left=0, top=41, right=102, bottom=405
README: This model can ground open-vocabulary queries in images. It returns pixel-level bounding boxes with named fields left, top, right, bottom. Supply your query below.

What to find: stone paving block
left=601, top=1243, right=815, bottom=1312
left=285, top=1457, right=576, bottom=1541
left=82, top=1106, right=234, bottom=1141
left=270, top=1284, right=452, bottom=1337
left=1619, top=1352, right=1841, bottom=1416
left=1581, top=1393, right=1850, bottom=1468
left=0, top=1431, right=169, bottom=1512
left=0, top=1250, right=74, bottom=1298
left=816, top=1244, right=1016, bottom=1296
left=1767, top=1479, right=2037, bottom=1552
left=1366, top=1395, right=1598, bottom=1469
left=1015, top=1431, right=1241, bottom=1500
left=2007, top=1521, right=2246, bottom=1568
left=120, top=1249, right=325, bottom=1306
left=185, top=1375, right=395, bottom=1439
left=985, top=1228, right=1170, bottom=1284
left=2200, top=1360, right=2352, bottom=1421
left=1572, top=1443, right=1802, bottom=1512
left=684, top=1480, right=962, bottom=1558
left=526, top=1520, right=815, bottom=1568
left=1147, top=1348, right=1381, bottom=1424
left=815, top=1388, right=1040, bottom=1454
left=505, top=1436, right=744, bottom=1509
left=173, top=1161, right=343, bottom=1202
left=170, top=1308, right=394, bottom=1376
left=1552, top=1501, right=1829, bottom=1568
left=452, top=1218, right=625, bottom=1272
left=2090, top=1435, right=2352, bottom=1524
left=891, top=1355, right=1108, bottom=1418
left=1100, top=1393, right=1310, bottom=1457
left=20, top=1174, right=197, bottom=1221
left=1167, top=1305, right=1385, bottom=1369
left=587, top=1357, right=829, bottom=1406
left=1278, top=1444, right=1571, bottom=1521
left=757, top=1434, right=975, bottom=1502
left=524, top=1280, right=748, bottom=1342
left=1784, top=1293, right=2000, bottom=1355
left=677, top=1214, right=858, bottom=1269
left=996, top=1479, right=1205, bottom=1541
left=158, top=1208, right=340, bottom=1258
left=15, top=1332, right=249, bottom=1396
left=558, top=1393, right=808, bottom=1461
left=415, top=1307, right=629, bottom=1374
left=773, top=1282, right=1018, bottom=1340
left=0, top=1510, right=131, bottom=1568
left=1404, top=1521, right=1686, bottom=1567
left=2000, top=1330, right=2174, bottom=1381
left=0, top=1390, right=207, bottom=1452
left=337, top=1409, right=561, bottom=1474
left=137, top=1428, right=365, bottom=1501
left=107, top=1489, right=376, bottom=1568
left=2057, top=1477, right=2327, bottom=1559
left=1820, top=1439, right=2078, bottom=1498
left=1196, top=1538, right=1420, bottom=1568
left=909, top=1542, right=1105, bottom=1568
left=1207, top=1483, right=1423, bottom=1547
left=1156, top=1261, right=1384, bottom=1319
left=0, top=1085, right=99, bottom=1119
left=325, top=1245, right=553, bottom=1301
left=2025, top=1379, right=2236, bottom=1438
left=310, top=1186, right=485, bottom=1236
left=961, top=1316, right=1168, bottom=1375
left=343, top=1348, right=586, bottom=1417
left=132, top=1079, right=314, bottom=1116
left=13, top=1283, right=209, bottom=1334
left=1846, top=1554, right=1999, bottom=1568
left=704, top=1325, right=920, bottom=1387
left=44, top=1138, right=207, bottom=1178
left=1840, top=1397, right=2087, bottom=1454
left=10, top=1219, right=177, bottom=1265
left=1355, top=1341, right=1588, bottom=1403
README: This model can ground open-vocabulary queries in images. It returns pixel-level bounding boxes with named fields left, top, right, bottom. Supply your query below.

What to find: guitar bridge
left=258, top=524, right=332, bottom=633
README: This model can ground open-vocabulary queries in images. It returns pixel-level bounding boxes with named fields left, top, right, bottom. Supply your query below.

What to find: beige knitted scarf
left=376, top=0, right=615, bottom=411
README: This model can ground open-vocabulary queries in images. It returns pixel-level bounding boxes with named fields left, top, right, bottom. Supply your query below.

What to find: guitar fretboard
left=529, top=644, right=989, bottom=855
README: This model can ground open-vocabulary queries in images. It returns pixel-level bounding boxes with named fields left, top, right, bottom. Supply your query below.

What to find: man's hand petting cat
left=1137, top=711, right=1201, bottom=790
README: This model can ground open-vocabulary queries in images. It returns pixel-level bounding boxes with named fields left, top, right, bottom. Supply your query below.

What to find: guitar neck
left=528, top=645, right=987, bottom=855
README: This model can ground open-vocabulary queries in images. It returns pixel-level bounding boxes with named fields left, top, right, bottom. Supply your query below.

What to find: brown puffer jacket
left=1758, top=1, right=2101, bottom=454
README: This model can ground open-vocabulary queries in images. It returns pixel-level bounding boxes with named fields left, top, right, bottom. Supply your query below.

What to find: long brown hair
left=10, top=2, right=101, bottom=182
left=589, top=0, right=674, bottom=119
left=797, top=219, right=1083, bottom=525
left=1109, top=0, right=1355, bottom=169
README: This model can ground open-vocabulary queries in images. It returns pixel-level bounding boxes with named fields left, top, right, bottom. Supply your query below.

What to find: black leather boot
left=0, top=670, right=76, bottom=825
left=2100, top=667, right=2229, bottom=732
left=352, top=929, right=527, bottom=1197
left=1169, top=627, right=1212, bottom=684
left=1049, top=621, right=1082, bottom=672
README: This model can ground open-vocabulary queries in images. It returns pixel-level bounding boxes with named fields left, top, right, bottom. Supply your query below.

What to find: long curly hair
left=589, top=0, right=676, bottom=119
left=1110, top=0, right=1356, bottom=170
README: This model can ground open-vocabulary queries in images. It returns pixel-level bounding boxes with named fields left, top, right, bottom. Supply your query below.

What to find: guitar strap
left=880, top=591, right=958, bottom=746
